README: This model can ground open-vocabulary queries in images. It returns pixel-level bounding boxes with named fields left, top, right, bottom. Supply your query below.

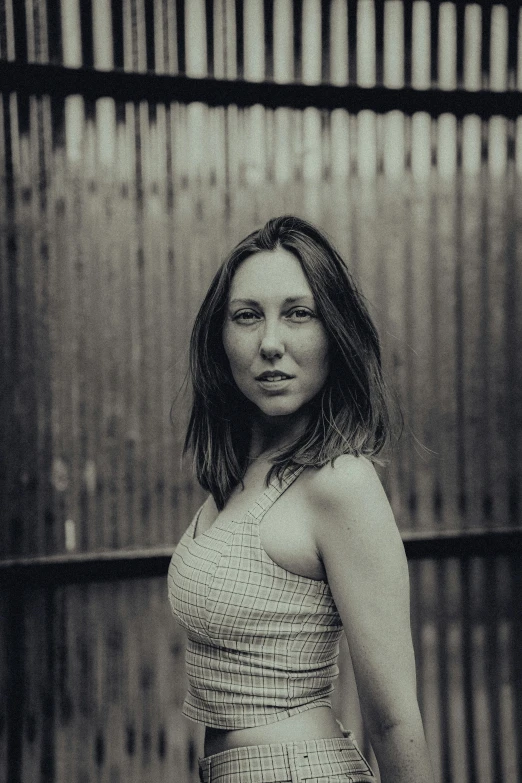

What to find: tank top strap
left=248, top=464, right=307, bottom=522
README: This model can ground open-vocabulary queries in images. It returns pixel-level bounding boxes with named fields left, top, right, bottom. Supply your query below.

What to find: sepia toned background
left=0, top=1, right=521, bottom=781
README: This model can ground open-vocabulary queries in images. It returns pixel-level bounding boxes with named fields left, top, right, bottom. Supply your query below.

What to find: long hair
left=184, top=216, right=400, bottom=510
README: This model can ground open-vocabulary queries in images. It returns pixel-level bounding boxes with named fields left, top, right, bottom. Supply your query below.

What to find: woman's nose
left=259, top=322, right=285, bottom=359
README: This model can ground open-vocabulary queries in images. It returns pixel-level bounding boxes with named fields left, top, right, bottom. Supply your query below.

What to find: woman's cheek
left=223, top=329, right=254, bottom=371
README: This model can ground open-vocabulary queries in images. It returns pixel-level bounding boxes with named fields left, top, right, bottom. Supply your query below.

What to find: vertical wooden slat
left=462, top=3, right=482, bottom=176
left=243, top=0, right=264, bottom=81
left=185, top=0, right=207, bottom=76
left=213, top=0, right=225, bottom=78
left=445, top=561, right=469, bottom=782
left=488, top=4, right=508, bottom=177
left=154, top=0, right=179, bottom=75
left=468, top=559, right=492, bottom=783
left=460, top=180, right=486, bottom=531
left=437, top=2, right=457, bottom=179
left=93, top=0, right=116, bottom=167
left=411, top=0, right=431, bottom=180
left=273, top=0, right=294, bottom=184
left=31, top=94, right=56, bottom=555
left=497, top=569, right=518, bottom=782
left=243, top=0, right=266, bottom=186
left=301, top=0, right=322, bottom=189
left=3, top=0, right=16, bottom=60
left=436, top=184, right=461, bottom=530
left=376, top=181, right=408, bottom=523
left=24, top=0, right=36, bottom=63
left=60, top=0, right=84, bottom=163
left=407, top=186, right=437, bottom=532
left=516, top=9, right=522, bottom=175
left=383, top=0, right=404, bottom=179
left=329, top=0, right=350, bottom=180
left=356, top=0, right=377, bottom=179
left=485, top=179, right=510, bottom=528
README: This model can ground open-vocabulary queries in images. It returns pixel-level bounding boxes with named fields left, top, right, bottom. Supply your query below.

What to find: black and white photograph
left=1, top=2, right=521, bottom=782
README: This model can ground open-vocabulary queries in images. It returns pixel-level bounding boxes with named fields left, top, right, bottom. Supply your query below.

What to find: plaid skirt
left=198, top=731, right=377, bottom=783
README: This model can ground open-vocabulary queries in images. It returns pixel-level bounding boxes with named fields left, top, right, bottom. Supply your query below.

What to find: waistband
left=198, top=731, right=376, bottom=783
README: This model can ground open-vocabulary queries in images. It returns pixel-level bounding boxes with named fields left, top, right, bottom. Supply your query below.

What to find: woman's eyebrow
left=229, top=295, right=314, bottom=307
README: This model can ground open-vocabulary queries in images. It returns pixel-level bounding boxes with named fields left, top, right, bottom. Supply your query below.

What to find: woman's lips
left=256, top=376, right=294, bottom=390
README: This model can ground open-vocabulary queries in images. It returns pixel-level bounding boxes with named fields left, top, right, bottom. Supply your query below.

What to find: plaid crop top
left=167, top=465, right=343, bottom=729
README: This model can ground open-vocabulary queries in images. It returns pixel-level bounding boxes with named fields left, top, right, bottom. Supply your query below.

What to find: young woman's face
left=222, top=248, right=329, bottom=418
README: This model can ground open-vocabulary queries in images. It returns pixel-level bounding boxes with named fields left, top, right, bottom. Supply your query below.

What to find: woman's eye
left=288, top=308, right=315, bottom=320
left=233, top=311, right=260, bottom=322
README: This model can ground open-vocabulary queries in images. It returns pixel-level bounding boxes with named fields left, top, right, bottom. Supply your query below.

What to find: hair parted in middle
left=184, top=215, right=399, bottom=510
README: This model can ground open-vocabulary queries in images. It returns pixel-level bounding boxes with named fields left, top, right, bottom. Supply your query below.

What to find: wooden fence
left=1, top=2, right=521, bottom=783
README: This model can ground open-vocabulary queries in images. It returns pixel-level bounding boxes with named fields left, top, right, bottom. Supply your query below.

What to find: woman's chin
left=255, top=400, right=304, bottom=419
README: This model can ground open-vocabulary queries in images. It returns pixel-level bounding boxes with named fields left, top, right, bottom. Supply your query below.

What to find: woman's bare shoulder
left=305, top=455, right=399, bottom=543
left=306, top=454, right=384, bottom=503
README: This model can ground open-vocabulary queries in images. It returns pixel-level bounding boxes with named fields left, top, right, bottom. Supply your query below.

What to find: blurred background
left=0, top=1, right=521, bottom=781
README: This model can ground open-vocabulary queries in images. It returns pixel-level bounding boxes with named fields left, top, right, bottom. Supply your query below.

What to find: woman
left=168, top=216, right=434, bottom=783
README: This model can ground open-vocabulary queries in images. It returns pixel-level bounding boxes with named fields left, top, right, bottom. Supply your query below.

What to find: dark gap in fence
left=403, top=0, right=413, bottom=85
left=45, top=0, right=61, bottom=64
left=79, top=0, right=94, bottom=69
left=347, top=0, right=357, bottom=83
left=175, top=0, right=185, bottom=75
left=235, top=0, right=244, bottom=78
left=265, top=0, right=274, bottom=80
left=11, top=0, right=28, bottom=63
left=512, top=561, right=522, bottom=774
left=375, top=0, right=385, bottom=86
left=111, top=0, right=124, bottom=69
left=144, top=0, right=156, bottom=73
left=205, top=0, right=214, bottom=77
left=292, top=0, right=302, bottom=82
left=41, top=589, right=56, bottom=782
left=455, top=1, right=465, bottom=87
left=321, top=0, right=330, bottom=83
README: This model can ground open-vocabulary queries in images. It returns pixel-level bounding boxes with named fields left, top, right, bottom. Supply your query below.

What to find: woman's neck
left=249, top=409, right=310, bottom=461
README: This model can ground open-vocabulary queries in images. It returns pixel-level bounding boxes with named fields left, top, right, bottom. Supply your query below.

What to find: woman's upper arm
left=309, top=455, right=419, bottom=736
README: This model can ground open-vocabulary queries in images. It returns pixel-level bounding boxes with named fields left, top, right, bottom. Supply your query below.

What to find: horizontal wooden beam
left=0, top=61, right=521, bottom=118
left=0, top=528, right=520, bottom=586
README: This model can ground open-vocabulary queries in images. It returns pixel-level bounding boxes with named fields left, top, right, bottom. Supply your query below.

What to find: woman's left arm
left=309, top=456, right=435, bottom=783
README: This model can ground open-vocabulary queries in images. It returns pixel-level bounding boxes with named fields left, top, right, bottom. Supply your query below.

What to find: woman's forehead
left=229, top=249, right=313, bottom=300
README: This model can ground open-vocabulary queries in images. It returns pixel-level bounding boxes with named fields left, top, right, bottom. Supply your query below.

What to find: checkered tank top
left=167, top=465, right=343, bottom=730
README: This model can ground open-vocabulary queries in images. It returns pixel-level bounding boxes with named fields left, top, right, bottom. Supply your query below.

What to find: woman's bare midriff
left=203, top=705, right=345, bottom=756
